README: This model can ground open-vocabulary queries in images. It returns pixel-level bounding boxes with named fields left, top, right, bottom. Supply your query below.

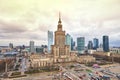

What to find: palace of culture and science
left=29, top=14, right=95, bottom=68
left=51, top=14, right=70, bottom=63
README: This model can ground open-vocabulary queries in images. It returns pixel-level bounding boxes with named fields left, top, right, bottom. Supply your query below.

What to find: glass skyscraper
left=93, top=38, right=99, bottom=50
left=9, top=43, right=13, bottom=49
left=71, top=38, right=75, bottom=51
left=77, top=37, right=85, bottom=54
left=48, top=31, right=53, bottom=53
left=88, top=41, right=93, bottom=49
left=65, top=33, right=71, bottom=50
left=30, top=41, right=35, bottom=53
left=103, top=35, right=109, bottom=52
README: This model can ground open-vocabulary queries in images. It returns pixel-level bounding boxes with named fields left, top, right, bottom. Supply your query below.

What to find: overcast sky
left=0, top=0, right=120, bottom=47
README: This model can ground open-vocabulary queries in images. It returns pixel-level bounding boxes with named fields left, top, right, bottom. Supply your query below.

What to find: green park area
left=25, top=66, right=59, bottom=74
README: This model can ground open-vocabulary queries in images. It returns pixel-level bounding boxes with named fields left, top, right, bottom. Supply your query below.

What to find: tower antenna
left=58, top=12, right=61, bottom=23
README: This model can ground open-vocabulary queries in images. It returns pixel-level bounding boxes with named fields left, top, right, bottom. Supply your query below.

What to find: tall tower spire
left=57, top=12, right=62, bottom=31
left=58, top=12, right=62, bottom=24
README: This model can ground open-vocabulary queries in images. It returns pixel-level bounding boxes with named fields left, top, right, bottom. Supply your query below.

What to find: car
left=116, top=75, right=120, bottom=79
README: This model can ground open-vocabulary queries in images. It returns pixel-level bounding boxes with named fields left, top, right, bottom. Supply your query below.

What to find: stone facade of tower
left=51, top=14, right=70, bottom=63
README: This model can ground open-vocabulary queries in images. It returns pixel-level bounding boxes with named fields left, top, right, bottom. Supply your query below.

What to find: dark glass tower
left=93, top=38, right=99, bottom=50
left=103, top=35, right=109, bottom=52
left=71, top=38, right=75, bottom=51
left=88, top=41, right=93, bottom=49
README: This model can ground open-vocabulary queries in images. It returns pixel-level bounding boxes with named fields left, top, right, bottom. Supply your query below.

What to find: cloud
left=0, top=0, right=120, bottom=46
left=0, top=20, right=48, bottom=45
left=0, top=20, right=27, bottom=33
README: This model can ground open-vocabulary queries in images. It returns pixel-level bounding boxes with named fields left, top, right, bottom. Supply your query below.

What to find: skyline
left=0, top=0, right=120, bottom=47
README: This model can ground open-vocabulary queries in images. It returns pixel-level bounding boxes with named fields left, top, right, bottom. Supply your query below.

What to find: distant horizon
left=0, top=0, right=120, bottom=47
left=0, top=35, right=119, bottom=47
left=0, top=44, right=120, bottom=48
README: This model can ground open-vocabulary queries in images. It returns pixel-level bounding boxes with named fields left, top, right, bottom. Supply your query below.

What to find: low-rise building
left=110, top=47, right=120, bottom=54
left=29, top=54, right=53, bottom=68
left=76, top=55, right=95, bottom=63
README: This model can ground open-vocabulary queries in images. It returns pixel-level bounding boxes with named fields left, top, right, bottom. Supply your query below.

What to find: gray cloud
left=0, top=20, right=27, bottom=33
left=37, top=24, right=50, bottom=32
left=0, top=0, right=120, bottom=46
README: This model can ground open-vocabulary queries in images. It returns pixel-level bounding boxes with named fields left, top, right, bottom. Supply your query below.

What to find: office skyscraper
left=71, top=38, right=75, bottom=51
left=9, top=43, right=13, bottom=49
left=93, top=38, right=99, bottom=50
left=103, top=35, right=109, bottom=52
left=48, top=31, right=53, bottom=53
left=65, top=33, right=71, bottom=50
left=77, top=37, right=85, bottom=54
left=88, top=41, right=93, bottom=49
left=30, top=41, right=35, bottom=53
